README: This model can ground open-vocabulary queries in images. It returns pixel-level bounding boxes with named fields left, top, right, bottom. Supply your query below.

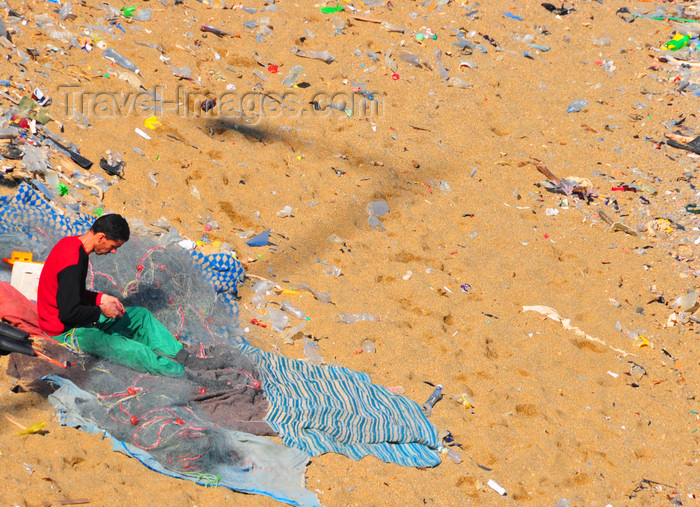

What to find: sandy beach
left=1, top=0, right=700, bottom=505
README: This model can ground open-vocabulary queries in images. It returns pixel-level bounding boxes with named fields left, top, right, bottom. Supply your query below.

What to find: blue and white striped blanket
left=245, top=345, right=441, bottom=467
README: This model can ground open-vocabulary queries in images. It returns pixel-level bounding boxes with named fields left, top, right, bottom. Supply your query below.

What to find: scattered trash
left=671, top=291, right=698, bottom=313
left=368, top=215, right=387, bottom=232
left=0, top=0, right=697, bottom=500
left=339, top=313, right=378, bottom=324
left=487, top=479, right=507, bottom=496
left=281, top=301, right=306, bottom=320
left=566, top=99, right=589, bottom=114
left=440, top=445, right=462, bottom=463
left=303, top=339, right=324, bottom=365
left=99, top=152, right=125, bottom=179
left=143, top=116, right=162, bottom=130
left=282, top=65, right=303, bottom=87
left=134, top=128, right=151, bottom=140
left=542, top=3, right=574, bottom=15
left=523, top=306, right=633, bottom=356
left=201, top=24, right=231, bottom=37
left=297, top=283, right=332, bottom=304
left=5, top=415, right=46, bottom=436
left=422, top=384, right=443, bottom=417
left=103, top=48, right=140, bottom=75
left=320, top=3, right=344, bottom=14
left=360, top=339, right=376, bottom=353
left=17, top=421, right=46, bottom=435
left=662, top=34, right=690, bottom=51
left=366, top=201, right=389, bottom=217
left=627, top=361, right=647, bottom=381
left=323, top=265, right=341, bottom=277
left=290, top=46, right=335, bottom=64
left=246, top=230, right=272, bottom=247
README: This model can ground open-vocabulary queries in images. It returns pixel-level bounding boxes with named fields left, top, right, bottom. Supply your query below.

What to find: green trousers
left=59, top=306, right=184, bottom=377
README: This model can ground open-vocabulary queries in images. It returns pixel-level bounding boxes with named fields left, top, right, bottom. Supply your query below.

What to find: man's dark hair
left=91, top=214, right=130, bottom=242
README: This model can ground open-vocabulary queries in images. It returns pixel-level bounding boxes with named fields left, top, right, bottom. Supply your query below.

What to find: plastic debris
left=290, top=46, right=335, bottom=64
left=566, top=99, right=588, bottom=114
left=360, top=339, right=375, bottom=353
left=320, top=3, right=343, bottom=14
left=282, top=65, right=303, bottom=87
left=17, top=422, right=46, bottom=436
left=339, top=313, right=378, bottom=324
left=297, top=283, right=332, bottom=304
left=487, top=479, right=507, bottom=496
left=246, top=230, right=272, bottom=247
left=422, top=384, right=442, bottom=417
left=303, top=339, right=324, bottom=365
left=103, top=48, right=141, bottom=75
left=366, top=201, right=389, bottom=217
left=281, top=301, right=306, bottom=320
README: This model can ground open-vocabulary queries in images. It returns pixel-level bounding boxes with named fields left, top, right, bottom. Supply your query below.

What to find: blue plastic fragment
left=503, top=12, right=523, bottom=21
left=31, top=180, right=54, bottom=201
left=246, top=229, right=271, bottom=247
left=109, top=21, right=126, bottom=35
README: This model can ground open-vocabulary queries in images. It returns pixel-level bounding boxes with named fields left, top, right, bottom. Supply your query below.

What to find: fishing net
left=88, top=237, right=243, bottom=350
left=0, top=184, right=290, bottom=487
left=62, top=365, right=259, bottom=478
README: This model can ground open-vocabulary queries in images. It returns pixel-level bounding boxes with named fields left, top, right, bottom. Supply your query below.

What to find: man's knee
left=125, top=306, right=150, bottom=318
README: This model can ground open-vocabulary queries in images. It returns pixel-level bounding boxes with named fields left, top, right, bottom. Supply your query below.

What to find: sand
left=1, top=0, right=699, bottom=504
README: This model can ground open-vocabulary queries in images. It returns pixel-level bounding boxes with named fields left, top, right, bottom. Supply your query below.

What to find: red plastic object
left=251, top=318, right=268, bottom=328
left=11, top=116, right=30, bottom=128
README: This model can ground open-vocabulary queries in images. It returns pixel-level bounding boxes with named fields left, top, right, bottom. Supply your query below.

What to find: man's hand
left=100, top=295, right=125, bottom=319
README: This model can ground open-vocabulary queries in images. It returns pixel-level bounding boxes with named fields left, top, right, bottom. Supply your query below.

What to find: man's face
left=95, top=233, right=125, bottom=255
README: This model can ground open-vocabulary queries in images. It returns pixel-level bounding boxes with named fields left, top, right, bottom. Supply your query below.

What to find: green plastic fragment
left=636, top=13, right=699, bottom=23
left=94, top=206, right=104, bottom=217
left=121, top=6, right=136, bottom=17
left=58, top=183, right=69, bottom=196
left=320, top=3, right=343, bottom=14
left=662, top=33, right=690, bottom=51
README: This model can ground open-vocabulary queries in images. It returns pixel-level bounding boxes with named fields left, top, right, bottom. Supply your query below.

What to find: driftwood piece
left=525, top=157, right=590, bottom=195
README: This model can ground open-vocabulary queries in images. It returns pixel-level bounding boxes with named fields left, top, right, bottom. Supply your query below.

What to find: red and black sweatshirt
left=38, top=236, right=104, bottom=336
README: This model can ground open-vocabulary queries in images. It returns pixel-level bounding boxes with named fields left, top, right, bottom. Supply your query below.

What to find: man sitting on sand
left=37, top=214, right=208, bottom=376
